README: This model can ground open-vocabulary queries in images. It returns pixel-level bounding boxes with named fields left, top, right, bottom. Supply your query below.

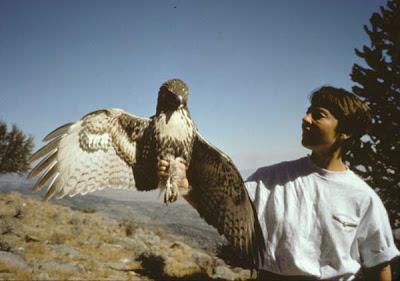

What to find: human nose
left=302, top=112, right=313, bottom=124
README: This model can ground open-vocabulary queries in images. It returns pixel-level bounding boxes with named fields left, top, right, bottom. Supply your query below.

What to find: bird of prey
left=28, top=79, right=265, bottom=267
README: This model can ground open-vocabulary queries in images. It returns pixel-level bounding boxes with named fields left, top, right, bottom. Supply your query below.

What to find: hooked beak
left=176, top=95, right=183, bottom=107
left=165, top=95, right=183, bottom=124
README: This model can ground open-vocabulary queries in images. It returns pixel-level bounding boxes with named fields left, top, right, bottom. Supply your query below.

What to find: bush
left=0, top=121, right=34, bottom=174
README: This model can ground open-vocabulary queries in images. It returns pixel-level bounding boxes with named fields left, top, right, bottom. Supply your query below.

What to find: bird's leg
left=163, top=158, right=181, bottom=203
left=164, top=174, right=176, bottom=204
left=157, top=157, right=169, bottom=203
left=159, top=158, right=174, bottom=204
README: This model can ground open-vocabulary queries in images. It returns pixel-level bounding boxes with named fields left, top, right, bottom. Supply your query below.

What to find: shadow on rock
left=136, top=253, right=225, bottom=281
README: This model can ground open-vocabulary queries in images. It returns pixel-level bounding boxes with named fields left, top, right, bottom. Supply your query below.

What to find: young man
left=245, top=86, right=399, bottom=281
left=159, top=86, right=399, bottom=280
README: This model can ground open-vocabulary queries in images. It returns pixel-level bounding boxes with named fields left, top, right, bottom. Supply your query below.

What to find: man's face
left=301, top=106, right=340, bottom=153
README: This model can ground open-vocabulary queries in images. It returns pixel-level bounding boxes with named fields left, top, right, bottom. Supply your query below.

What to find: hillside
left=0, top=191, right=253, bottom=280
left=0, top=175, right=225, bottom=253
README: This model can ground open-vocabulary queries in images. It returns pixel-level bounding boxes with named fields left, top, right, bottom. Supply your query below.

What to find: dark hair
left=310, top=86, right=372, bottom=147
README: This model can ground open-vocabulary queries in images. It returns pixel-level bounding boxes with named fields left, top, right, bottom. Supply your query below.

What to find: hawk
left=28, top=79, right=265, bottom=267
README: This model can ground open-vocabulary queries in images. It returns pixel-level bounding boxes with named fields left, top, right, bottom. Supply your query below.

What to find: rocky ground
left=0, top=192, right=254, bottom=280
left=1, top=175, right=398, bottom=280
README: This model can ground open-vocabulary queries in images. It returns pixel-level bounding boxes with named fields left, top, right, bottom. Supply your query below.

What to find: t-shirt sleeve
left=356, top=193, right=400, bottom=268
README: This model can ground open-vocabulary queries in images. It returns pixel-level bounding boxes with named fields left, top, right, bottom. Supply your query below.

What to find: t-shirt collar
left=305, top=155, right=351, bottom=179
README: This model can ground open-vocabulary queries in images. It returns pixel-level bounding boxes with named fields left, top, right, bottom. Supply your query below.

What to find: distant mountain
left=0, top=168, right=257, bottom=203
left=240, top=168, right=256, bottom=180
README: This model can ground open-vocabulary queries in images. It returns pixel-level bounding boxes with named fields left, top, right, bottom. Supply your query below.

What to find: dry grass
left=0, top=192, right=252, bottom=280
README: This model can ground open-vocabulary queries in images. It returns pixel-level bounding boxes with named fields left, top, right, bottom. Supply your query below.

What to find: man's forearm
left=378, top=264, right=391, bottom=281
left=362, top=263, right=391, bottom=281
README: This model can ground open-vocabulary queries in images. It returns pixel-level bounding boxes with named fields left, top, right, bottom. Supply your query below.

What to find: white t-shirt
left=245, top=156, right=399, bottom=280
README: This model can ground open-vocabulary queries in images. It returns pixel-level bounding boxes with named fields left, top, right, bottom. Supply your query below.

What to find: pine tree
left=348, top=0, right=400, bottom=229
left=0, top=121, right=34, bottom=173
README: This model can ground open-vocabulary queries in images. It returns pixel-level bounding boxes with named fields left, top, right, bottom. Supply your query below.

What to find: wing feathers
left=187, top=133, right=265, bottom=269
left=27, top=148, right=57, bottom=180
left=44, top=173, right=60, bottom=201
left=33, top=161, right=58, bottom=192
left=43, top=122, right=73, bottom=142
left=30, top=108, right=151, bottom=199
left=30, top=136, right=62, bottom=162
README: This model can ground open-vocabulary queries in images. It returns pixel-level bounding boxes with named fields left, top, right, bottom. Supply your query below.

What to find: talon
left=170, top=187, right=179, bottom=202
left=164, top=185, right=171, bottom=204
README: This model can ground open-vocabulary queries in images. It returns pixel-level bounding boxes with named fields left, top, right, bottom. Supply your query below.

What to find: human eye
left=312, top=109, right=325, bottom=120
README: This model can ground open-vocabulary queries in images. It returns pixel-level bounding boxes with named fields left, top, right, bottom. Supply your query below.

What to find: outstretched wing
left=186, top=133, right=265, bottom=268
left=28, top=108, right=150, bottom=200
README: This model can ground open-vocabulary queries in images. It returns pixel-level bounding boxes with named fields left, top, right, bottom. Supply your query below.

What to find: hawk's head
left=156, top=79, right=189, bottom=115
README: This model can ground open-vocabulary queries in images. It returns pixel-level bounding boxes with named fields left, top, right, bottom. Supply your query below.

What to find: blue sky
left=0, top=0, right=385, bottom=171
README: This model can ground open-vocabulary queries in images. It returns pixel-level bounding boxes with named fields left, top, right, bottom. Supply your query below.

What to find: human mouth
left=302, top=124, right=311, bottom=134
